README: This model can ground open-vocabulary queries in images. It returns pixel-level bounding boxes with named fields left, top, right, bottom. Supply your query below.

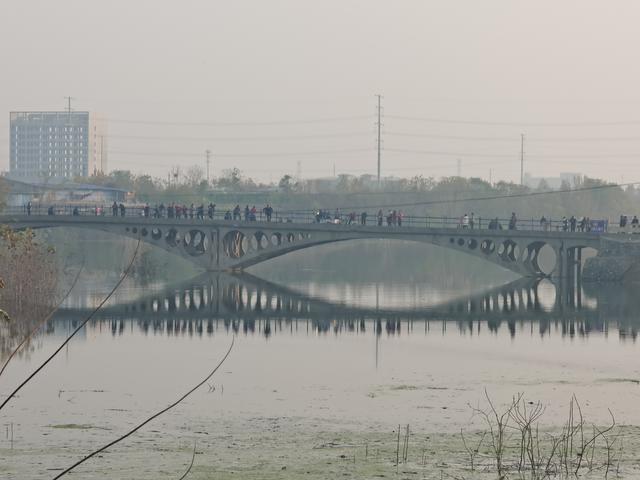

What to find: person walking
left=233, top=204, right=241, bottom=221
left=112, top=201, right=118, bottom=217
left=360, top=211, right=367, bottom=225
left=119, top=203, right=126, bottom=217
left=377, top=209, right=383, bottom=226
left=508, top=212, right=517, bottom=230
left=397, top=210, right=403, bottom=227
left=26, top=201, right=32, bottom=216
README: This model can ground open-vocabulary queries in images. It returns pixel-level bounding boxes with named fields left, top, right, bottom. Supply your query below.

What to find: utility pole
left=376, top=94, right=382, bottom=186
left=520, top=133, right=525, bottom=185
left=205, top=149, right=211, bottom=185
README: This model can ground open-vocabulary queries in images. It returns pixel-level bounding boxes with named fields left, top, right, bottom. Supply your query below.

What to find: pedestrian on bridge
left=361, top=211, right=367, bottom=225
left=377, top=209, right=383, bottom=226
left=119, top=203, right=126, bottom=217
left=208, top=203, right=215, bottom=219
left=508, top=212, right=517, bottom=230
left=112, top=202, right=118, bottom=217
left=26, top=201, right=32, bottom=216
left=263, top=204, right=273, bottom=222
left=233, top=205, right=241, bottom=221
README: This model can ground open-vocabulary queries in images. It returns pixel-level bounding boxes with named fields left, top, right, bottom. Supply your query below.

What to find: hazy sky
left=3, top=0, right=640, bottom=184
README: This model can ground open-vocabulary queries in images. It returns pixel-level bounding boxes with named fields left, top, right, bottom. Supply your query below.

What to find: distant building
left=524, top=172, right=583, bottom=190
left=9, top=111, right=107, bottom=180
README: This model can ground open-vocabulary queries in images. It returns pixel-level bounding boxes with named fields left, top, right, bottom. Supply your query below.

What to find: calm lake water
left=2, top=244, right=640, bottom=478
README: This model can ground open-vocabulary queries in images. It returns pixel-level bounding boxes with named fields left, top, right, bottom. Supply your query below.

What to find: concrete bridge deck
left=0, top=213, right=607, bottom=277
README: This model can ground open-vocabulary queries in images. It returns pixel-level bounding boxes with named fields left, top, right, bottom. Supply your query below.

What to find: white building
left=9, top=111, right=107, bottom=180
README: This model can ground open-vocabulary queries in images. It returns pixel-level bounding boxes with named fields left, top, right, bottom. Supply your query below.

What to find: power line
left=386, top=114, right=640, bottom=127
left=385, top=148, right=516, bottom=158
left=385, top=131, right=518, bottom=142
left=108, top=147, right=372, bottom=158
left=386, top=131, right=640, bottom=143
left=107, top=115, right=371, bottom=127
left=105, top=131, right=372, bottom=142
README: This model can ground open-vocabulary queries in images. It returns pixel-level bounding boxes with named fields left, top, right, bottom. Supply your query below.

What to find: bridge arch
left=1, top=215, right=600, bottom=277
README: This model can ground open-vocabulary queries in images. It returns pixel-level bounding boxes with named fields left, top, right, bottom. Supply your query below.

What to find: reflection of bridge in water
left=54, top=274, right=640, bottom=341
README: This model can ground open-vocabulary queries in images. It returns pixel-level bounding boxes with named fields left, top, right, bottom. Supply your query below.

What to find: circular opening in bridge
left=270, top=233, right=282, bottom=246
left=184, top=230, right=207, bottom=256
left=151, top=228, right=162, bottom=240
left=141, top=228, right=148, bottom=237
left=449, top=237, right=455, bottom=244
left=255, top=232, right=268, bottom=250
left=511, top=244, right=520, bottom=262
left=468, top=239, right=478, bottom=249
left=457, top=238, right=465, bottom=246
left=223, top=230, right=246, bottom=259
left=499, top=240, right=518, bottom=262
left=125, top=227, right=130, bottom=232
left=481, top=239, right=495, bottom=255
left=132, top=227, right=138, bottom=234
left=249, top=235, right=259, bottom=252
left=165, top=228, right=179, bottom=247
left=536, top=243, right=557, bottom=276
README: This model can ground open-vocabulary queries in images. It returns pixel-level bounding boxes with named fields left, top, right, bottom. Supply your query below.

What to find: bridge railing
left=1, top=203, right=610, bottom=233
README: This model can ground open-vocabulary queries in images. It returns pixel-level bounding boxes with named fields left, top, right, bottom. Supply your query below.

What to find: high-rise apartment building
left=9, top=111, right=107, bottom=180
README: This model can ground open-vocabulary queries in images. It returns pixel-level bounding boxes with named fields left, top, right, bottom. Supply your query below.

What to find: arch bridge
left=1, top=215, right=602, bottom=278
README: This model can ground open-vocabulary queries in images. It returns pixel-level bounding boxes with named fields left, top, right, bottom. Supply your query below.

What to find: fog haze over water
left=3, top=1, right=640, bottom=182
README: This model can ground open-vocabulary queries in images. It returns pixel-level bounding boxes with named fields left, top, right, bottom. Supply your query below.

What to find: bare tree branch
left=52, top=337, right=234, bottom=479
left=0, top=262, right=84, bottom=378
left=177, top=440, right=197, bottom=480
left=0, top=240, right=141, bottom=412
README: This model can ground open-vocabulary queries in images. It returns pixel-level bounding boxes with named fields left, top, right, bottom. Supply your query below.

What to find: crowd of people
left=25, top=201, right=612, bottom=234
left=314, top=209, right=405, bottom=226
left=102, top=202, right=276, bottom=222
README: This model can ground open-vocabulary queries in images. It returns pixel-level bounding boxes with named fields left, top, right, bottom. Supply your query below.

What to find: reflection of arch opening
left=151, top=228, right=162, bottom=240
left=141, top=227, right=148, bottom=237
left=457, top=238, right=465, bottom=246
left=449, top=238, right=455, bottom=243
left=481, top=239, right=495, bottom=255
left=223, top=230, right=245, bottom=259
left=468, top=239, right=478, bottom=249
left=286, top=233, right=295, bottom=243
